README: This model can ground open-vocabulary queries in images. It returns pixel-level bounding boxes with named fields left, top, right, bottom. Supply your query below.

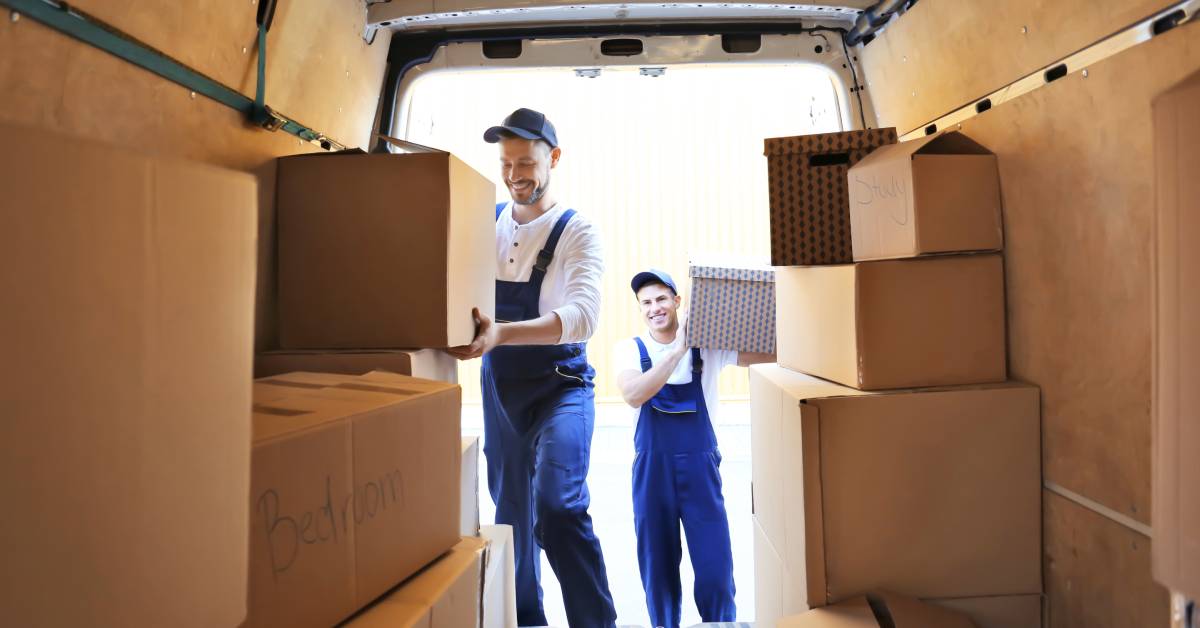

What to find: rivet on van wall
left=9, top=11, right=18, bottom=22
left=1082, top=69, right=1089, bottom=78
left=1021, top=25, right=1028, bottom=34
left=190, top=91, right=197, bottom=99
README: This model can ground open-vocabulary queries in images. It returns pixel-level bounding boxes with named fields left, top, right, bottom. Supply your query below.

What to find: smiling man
left=448, top=108, right=616, bottom=628
left=613, top=269, right=773, bottom=628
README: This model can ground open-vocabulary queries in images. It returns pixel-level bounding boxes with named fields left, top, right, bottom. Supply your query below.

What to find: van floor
left=464, top=401, right=756, bottom=627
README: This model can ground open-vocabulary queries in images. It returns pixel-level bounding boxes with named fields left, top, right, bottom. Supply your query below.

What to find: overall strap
left=533, top=209, right=577, bottom=275
left=691, top=347, right=704, bottom=376
left=633, top=337, right=652, bottom=373
left=495, top=201, right=506, bottom=221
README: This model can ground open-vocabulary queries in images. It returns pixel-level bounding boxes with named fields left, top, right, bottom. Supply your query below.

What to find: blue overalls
left=482, top=204, right=617, bottom=628
left=632, top=338, right=736, bottom=628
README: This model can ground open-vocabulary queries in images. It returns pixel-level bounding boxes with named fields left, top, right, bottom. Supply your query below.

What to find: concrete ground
left=463, top=400, right=755, bottom=628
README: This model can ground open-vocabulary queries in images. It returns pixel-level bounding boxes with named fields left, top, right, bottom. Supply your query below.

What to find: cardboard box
left=255, top=348, right=459, bottom=383
left=1152, top=69, right=1200, bottom=601
left=480, top=525, right=518, bottom=628
left=0, top=122, right=255, bottom=628
left=686, top=260, right=776, bottom=353
left=848, top=131, right=1003, bottom=261
left=765, top=128, right=898, bottom=265
left=776, top=254, right=1007, bottom=390
left=247, top=371, right=462, bottom=628
left=779, top=592, right=976, bottom=628
left=277, top=150, right=495, bottom=349
left=345, top=537, right=486, bottom=628
left=750, top=364, right=1041, bottom=608
left=462, top=437, right=481, bottom=537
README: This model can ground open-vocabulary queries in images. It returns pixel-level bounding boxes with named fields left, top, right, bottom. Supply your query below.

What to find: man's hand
left=447, top=308, right=502, bottom=360
left=670, top=311, right=690, bottom=357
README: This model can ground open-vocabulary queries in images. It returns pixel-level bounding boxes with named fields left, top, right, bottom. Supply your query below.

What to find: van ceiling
left=368, top=1, right=876, bottom=34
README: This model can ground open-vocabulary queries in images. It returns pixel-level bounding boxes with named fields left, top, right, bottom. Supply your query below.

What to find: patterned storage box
left=686, top=261, right=776, bottom=353
left=765, top=128, right=898, bottom=266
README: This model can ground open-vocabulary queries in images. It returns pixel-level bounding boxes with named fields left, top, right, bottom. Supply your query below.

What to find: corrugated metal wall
left=403, top=64, right=842, bottom=402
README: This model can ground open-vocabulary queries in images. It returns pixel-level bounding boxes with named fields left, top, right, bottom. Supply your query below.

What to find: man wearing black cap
left=613, top=270, right=772, bottom=628
left=449, top=108, right=616, bottom=628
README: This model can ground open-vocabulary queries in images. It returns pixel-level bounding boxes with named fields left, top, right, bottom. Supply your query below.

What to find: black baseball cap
left=483, top=108, right=559, bottom=148
left=631, top=269, right=678, bottom=295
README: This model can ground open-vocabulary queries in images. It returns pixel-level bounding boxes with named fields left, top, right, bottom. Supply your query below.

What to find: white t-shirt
left=612, top=334, right=737, bottom=421
left=495, top=202, right=603, bottom=344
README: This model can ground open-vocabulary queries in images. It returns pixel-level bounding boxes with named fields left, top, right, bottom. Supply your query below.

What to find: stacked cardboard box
left=756, top=130, right=1044, bottom=628
left=256, top=146, right=497, bottom=381
left=252, top=144, right=515, bottom=627
left=245, top=371, right=516, bottom=628
left=1, top=121, right=256, bottom=628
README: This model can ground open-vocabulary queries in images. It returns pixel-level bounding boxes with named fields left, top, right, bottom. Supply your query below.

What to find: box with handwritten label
left=847, top=131, right=1003, bottom=262
left=245, top=371, right=461, bottom=628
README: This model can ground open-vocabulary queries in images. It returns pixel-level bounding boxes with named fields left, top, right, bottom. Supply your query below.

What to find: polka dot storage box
left=686, top=259, right=775, bottom=354
left=765, top=128, right=897, bottom=266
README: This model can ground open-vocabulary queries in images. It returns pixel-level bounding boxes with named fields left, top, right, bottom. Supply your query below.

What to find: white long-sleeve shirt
left=495, top=202, right=603, bottom=344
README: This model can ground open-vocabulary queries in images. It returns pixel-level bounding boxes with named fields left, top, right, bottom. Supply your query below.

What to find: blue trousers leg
left=679, top=450, right=736, bottom=622
left=531, top=388, right=617, bottom=628
left=482, top=372, right=547, bottom=627
left=633, top=452, right=683, bottom=628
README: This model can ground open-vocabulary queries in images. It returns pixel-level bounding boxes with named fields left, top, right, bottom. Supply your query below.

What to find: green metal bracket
left=1, top=0, right=345, bottom=150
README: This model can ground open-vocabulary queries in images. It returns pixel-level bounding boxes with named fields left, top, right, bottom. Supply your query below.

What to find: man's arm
left=446, top=308, right=563, bottom=360
left=616, top=343, right=688, bottom=408
left=737, top=352, right=776, bottom=367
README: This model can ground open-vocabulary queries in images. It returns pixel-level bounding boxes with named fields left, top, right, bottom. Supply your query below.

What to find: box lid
left=689, top=261, right=775, bottom=282
left=764, top=128, right=898, bottom=156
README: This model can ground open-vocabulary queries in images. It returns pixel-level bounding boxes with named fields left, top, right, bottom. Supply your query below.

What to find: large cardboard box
left=0, top=122, right=255, bottom=628
left=277, top=150, right=495, bottom=349
left=779, top=592, right=976, bottom=628
left=462, top=437, right=481, bottom=537
left=750, top=364, right=1041, bottom=609
left=686, top=260, right=776, bottom=353
left=480, top=525, right=518, bottom=628
left=247, top=371, right=462, bottom=628
left=1152, top=69, right=1200, bottom=601
left=848, top=132, right=1003, bottom=262
left=776, top=254, right=1007, bottom=390
left=255, top=348, right=459, bottom=383
left=765, top=128, right=898, bottom=265
left=345, top=537, right=487, bottom=628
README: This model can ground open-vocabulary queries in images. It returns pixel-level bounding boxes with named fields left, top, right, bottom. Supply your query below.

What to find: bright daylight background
left=402, top=62, right=842, bottom=627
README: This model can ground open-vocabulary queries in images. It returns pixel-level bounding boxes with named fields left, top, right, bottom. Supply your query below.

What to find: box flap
left=855, top=131, right=992, bottom=170
left=779, top=596, right=876, bottom=627
left=764, top=128, right=898, bottom=156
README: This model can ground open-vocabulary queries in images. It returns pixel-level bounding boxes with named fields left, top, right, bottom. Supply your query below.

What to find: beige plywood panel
left=947, top=23, right=1200, bottom=523
left=1044, top=490, right=1168, bottom=628
left=67, top=1, right=391, bottom=149
left=861, top=0, right=1168, bottom=135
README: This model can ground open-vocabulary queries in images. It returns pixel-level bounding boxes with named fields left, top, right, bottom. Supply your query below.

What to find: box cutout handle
left=809, top=152, right=851, bottom=167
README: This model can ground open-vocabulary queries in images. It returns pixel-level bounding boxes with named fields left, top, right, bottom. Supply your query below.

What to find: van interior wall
left=0, top=3, right=392, bottom=350
left=862, top=1, right=1199, bottom=626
